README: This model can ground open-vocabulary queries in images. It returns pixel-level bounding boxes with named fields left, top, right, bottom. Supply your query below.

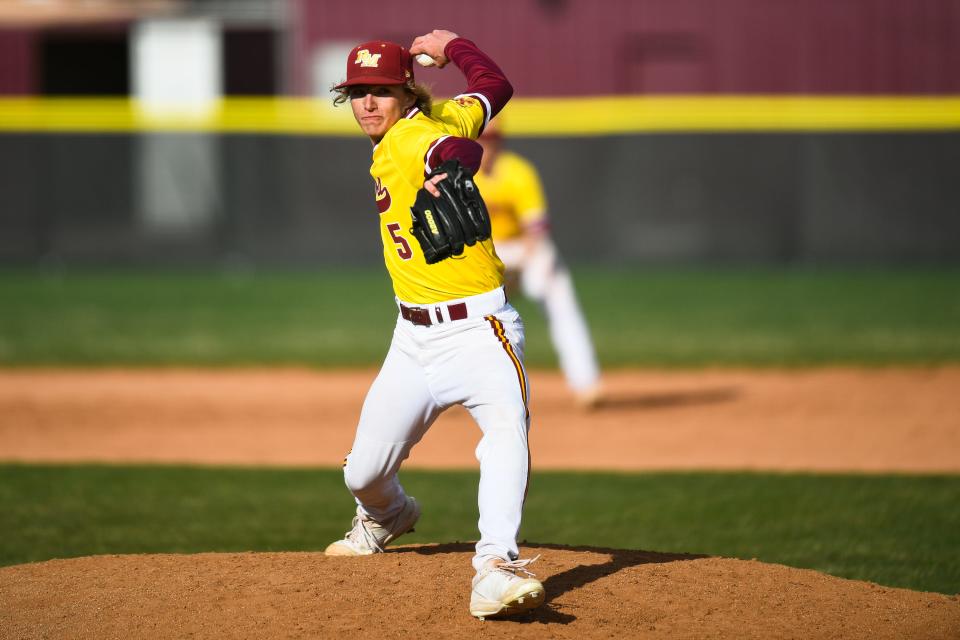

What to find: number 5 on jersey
left=386, top=222, right=413, bottom=260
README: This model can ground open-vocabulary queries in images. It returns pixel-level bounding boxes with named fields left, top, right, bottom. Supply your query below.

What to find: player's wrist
left=443, top=37, right=462, bottom=56
left=443, top=37, right=472, bottom=65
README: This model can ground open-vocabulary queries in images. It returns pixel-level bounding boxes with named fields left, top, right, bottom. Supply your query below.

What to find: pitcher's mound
left=1, top=543, right=957, bottom=639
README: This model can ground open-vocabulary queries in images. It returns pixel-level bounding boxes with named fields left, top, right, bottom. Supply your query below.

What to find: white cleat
left=324, top=496, right=420, bottom=556
left=470, top=555, right=545, bottom=619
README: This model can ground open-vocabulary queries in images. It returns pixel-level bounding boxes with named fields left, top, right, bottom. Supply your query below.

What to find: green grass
left=0, top=269, right=397, bottom=366
left=3, top=270, right=956, bottom=599
left=1, top=464, right=958, bottom=595
left=1, top=267, right=958, bottom=367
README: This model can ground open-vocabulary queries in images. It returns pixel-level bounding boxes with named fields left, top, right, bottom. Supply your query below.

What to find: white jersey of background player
left=473, top=119, right=603, bottom=408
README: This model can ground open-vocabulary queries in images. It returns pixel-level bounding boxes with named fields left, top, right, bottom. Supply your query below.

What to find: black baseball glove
left=409, top=159, right=491, bottom=264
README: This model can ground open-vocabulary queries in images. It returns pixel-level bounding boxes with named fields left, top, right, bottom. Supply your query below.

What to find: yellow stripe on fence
left=0, top=98, right=358, bottom=135
left=504, top=95, right=960, bottom=134
left=0, top=96, right=958, bottom=134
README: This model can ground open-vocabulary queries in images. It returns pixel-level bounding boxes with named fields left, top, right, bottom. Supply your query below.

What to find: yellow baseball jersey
left=371, top=97, right=504, bottom=304
left=472, top=150, right=548, bottom=242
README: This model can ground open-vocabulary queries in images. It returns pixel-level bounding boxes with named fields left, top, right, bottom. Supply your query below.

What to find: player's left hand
left=410, top=30, right=459, bottom=68
left=409, top=159, right=492, bottom=264
left=423, top=173, right=448, bottom=197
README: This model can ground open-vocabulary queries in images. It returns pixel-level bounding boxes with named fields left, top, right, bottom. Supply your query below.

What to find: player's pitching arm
left=411, top=30, right=513, bottom=196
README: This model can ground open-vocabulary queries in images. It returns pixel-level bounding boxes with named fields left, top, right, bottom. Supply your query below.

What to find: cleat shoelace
left=492, top=554, right=540, bottom=578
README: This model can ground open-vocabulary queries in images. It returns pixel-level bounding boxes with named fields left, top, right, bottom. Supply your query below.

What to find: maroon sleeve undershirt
left=444, top=37, right=513, bottom=119
left=428, top=137, right=483, bottom=174
left=424, top=38, right=512, bottom=175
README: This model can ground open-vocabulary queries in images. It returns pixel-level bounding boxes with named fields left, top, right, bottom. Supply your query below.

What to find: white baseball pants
left=342, top=286, right=531, bottom=572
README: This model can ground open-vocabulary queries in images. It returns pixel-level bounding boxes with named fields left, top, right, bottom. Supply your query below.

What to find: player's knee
left=343, top=462, right=387, bottom=496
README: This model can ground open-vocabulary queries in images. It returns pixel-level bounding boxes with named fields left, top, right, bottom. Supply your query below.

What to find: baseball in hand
left=415, top=53, right=436, bottom=67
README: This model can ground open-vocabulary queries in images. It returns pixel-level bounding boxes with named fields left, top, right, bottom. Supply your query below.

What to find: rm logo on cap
left=355, top=49, right=382, bottom=68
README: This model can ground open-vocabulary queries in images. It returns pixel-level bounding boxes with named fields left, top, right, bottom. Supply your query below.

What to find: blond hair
left=331, top=81, right=433, bottom=115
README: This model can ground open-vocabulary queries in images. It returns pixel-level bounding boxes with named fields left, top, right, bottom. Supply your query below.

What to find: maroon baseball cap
left=334, top=40, right=414, bottom=90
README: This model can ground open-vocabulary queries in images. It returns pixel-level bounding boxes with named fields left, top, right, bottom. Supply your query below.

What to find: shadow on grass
left=399, top=541, right=707, bottom=624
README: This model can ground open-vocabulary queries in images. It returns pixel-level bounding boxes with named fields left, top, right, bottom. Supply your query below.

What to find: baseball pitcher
left=324, top=30, right=544, bottom=620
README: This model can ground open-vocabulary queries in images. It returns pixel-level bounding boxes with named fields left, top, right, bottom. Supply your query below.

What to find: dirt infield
left=2, top=367, right=959, bottom=639
left=1, top=367, right=959, bottom=472
left=2, top=544, right=958, bottom=640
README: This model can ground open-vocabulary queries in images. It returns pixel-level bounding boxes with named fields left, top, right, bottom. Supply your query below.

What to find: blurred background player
left=474, top=119, right=603, bottom=408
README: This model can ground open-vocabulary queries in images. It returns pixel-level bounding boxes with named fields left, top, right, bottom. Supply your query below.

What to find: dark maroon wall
left=293, top=0, right=960, bottom=96
left=0, top=30, right=35, bottom=95
left=4, top=2, right=958, bottom=97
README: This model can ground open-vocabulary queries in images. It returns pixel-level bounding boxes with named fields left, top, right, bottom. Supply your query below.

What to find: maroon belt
left=399, top=301, right=469, bottom=326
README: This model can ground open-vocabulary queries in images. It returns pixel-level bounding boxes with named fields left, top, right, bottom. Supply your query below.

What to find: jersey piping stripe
left=484, top=314, right=529, bottom=418
left=424, top=134, right=451, bottom=172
